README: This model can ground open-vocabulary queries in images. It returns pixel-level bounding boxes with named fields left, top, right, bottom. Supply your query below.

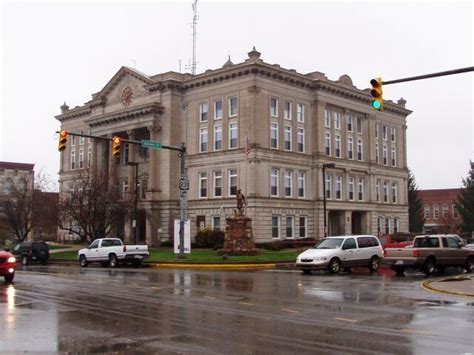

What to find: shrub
left=194, top=228, right=225, bottom=249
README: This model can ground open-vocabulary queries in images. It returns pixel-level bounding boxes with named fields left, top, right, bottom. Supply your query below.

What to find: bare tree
left=58, top=172, right=132, bottom=243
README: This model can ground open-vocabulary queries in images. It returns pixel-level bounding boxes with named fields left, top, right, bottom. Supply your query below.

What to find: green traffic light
left=371, top=100, right=381, bottom=110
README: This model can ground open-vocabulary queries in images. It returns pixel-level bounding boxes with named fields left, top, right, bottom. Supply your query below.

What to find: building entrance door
left=352, top=212, right=362, bottom=234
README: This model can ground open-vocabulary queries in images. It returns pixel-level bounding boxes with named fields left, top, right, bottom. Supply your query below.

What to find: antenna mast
left=191, top=0, right=198, bottom=75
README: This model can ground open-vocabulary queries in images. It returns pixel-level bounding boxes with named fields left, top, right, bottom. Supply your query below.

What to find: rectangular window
left=270, top=123, right=278, bottom=149
left=442, top=204, right=449, bottom=218
left=213, top=170, right=222, bottom=197
left=335, top=175, right=342, bottom=200
left=453, top=205, right=459, bottom=219
left=214, top=125, right=222, bottom=151
left=376, top=180, right=380, bottom=202
left=325, top=174, right=332, bottom=199
left=200, top=128, right=208, bottom=152
left=199, top=172, right=207, bottom=198
left=424, top=205, right=430, bottom=219
left=214, top=99, right=223, bottom=119
left=383, top=181, right=388, bottom=203
left=87, top=147, right=92, bottom=167
left=383, top=145, right=388, bottom=165
left=284, top=100, right=292, bottom=120
left=348, top=137, right=354, bottom=159
left=79, top=130, right=85, bottom=145
left=272, top=216, right=280, bottom=239
left=70, top=150, right=76, bottom=170
left=391, top=127, right=396, bottom=142
left=393, top=218, right=399, bottom=233
left=212, top=216, right=221, bottom=231
left=229, top=169, right=237, bottom=196
left=284, top=170, right=292, bottom=197
left=297, top=171, right=305, bottom=198
left=79, top=149, right=84, bottom=169
left=383, top=125, right=388, bottom=141
left=335, top=135, right=341, bottom=158
left=324, top=109, right=331, bottom=128
left=124, top=144, right=129, bottom=164
left=356, top=117, right=362, bottom=134
left=271, top=168, right=279, bottom=197
left=270, top=97, right=278, bottom=117
left=385, top=218, right=390, bottom=235
left=347, top=115, right=353, bottom=132
left=229, top=96, right=238, bottom=117
left=375, top=123, right=379, bottom=139
left=299, top=217, right=307, bottom=238
left=325, top=132, right=331, bottom=156
left=392, top=182, right=398, bottom=203
left=357, top=178, right=364, bottom=201
left=286, top=216, right=294, bottom=239
left=229, top=123, right=238, bottom=149
left=391, top=146, right=397, bottom=167
left=348, top=177, right=354, bottom=200
left=87, top=128, right=92, bottom=143
left=297, top=128, right=304, bottom=153
left=334, top=111, right=341, bottom=130
left=377, top=217, right=382, bottom=234
left=122, top=180, right=128, bottom=199
left=141, top=179, right=148, bottom=199
left=433, top=205, right=440, bottom=220
left=357, top=139, right=363, bottom=161
left=296, top=104, right=305, bottom=122
left=200, top=102, right=209, bottom=122
left=284, top=126, right=292, bottom=151
left=375, top=143, right=379, bottom=164
left=71, top=135, right=76, bottom=147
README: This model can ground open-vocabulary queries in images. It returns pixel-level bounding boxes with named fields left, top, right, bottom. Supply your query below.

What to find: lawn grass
left=50, top=248, right=302, bottom=263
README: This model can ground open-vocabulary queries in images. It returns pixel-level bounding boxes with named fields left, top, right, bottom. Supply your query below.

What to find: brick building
left=418, top=188, right=462, bottom=233
left=56, top=48, right=411, bottom=245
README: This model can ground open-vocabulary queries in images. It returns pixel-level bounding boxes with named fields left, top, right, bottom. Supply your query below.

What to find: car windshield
left=313, top=238, right=344, bottom=249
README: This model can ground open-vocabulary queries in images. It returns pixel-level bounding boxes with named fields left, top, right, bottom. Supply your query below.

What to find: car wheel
left=393, top=265, right=406, bottom=276
left=423, top=257, right=436, bottom=275
left=100, top=261, right=109, bottom=268
left=109, top=254, right=118, bottom=268
left=328, top=258, right=341, bottom=274
left=22, top=255, right=29, bottom=266
left=79, top=255, right=88, bottom=268
left=302, top=269, right=311, bottom=275
left=4, top=273, right=14, bottom=283
left=368, top=256, right=380, bottom=272
left=464, top=257, right=474, bottom=273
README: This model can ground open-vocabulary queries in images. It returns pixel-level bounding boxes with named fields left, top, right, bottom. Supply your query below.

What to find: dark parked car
left=12, top=241, right=49, bottom=265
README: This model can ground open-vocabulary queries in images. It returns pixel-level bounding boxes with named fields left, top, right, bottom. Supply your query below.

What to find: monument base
left=218, top=215, right=259, bottom=256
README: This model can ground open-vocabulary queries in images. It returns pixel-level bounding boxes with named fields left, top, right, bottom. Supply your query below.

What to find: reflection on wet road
left=1, top=266, right=473, bottom=354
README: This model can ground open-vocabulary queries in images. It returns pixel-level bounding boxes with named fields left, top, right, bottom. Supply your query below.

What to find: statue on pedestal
left=236, top=189, right=246, bottom=216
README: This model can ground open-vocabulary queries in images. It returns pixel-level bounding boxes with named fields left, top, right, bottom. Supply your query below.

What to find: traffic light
left=112, top=136, right=122, bottom=158
left=370, top=78, right=383, bottom=111
left=58, top=130, right=68, bottom=151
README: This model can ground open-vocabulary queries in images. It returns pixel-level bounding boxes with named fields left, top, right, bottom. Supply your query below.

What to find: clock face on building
left=121, top=86, right=134, bottom=107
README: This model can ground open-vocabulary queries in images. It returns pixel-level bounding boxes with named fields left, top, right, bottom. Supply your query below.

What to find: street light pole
left=127, top=162, right=139, bottom=244
left=322, top=163, right=335, bottom=238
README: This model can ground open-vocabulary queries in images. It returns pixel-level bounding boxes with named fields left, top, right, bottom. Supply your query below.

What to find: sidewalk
left=422, top=275, right=474, bottom=297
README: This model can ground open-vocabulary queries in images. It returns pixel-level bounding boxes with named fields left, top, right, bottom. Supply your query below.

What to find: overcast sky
left=1, top=0, right=472, bottom=190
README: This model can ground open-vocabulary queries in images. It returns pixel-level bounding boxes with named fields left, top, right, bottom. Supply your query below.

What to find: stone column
left=344, top=211, right=352, bottom=235
left=402, top=125, right=408, bottom=169
left=147, top=123, right=161, bottom=200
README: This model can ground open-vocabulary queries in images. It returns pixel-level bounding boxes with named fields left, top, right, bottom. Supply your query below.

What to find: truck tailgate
left=384, top=248, right=413, bottom=259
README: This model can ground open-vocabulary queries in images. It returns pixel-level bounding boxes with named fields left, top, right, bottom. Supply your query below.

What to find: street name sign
left=141, top=140, right=162, bottom=149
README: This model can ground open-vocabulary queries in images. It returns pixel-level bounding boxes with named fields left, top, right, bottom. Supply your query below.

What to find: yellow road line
left=281, top=308, right=299, bottom=313
left=401, top=328, right=431, bottom=335
left=238, top=302, right=254, bottom=306
left=334, top=317, right=357, bottom=323
left=204, top=296, right=216, bottom=300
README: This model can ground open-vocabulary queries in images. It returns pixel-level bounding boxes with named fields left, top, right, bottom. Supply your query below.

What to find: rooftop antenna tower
left=185, top=0, right=198, bottom=75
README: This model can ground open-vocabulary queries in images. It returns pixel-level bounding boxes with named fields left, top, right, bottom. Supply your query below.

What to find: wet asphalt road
left=1, top=266, right=473, bottom=354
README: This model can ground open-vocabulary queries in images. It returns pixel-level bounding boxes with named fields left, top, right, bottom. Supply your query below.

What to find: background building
left=418, top=188, right=462, bottom=234
left=56, top=48, right=411, bottom=245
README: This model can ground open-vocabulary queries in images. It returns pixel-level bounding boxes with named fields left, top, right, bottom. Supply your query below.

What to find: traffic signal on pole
left=112, top=136, right=122, bottom=158
left=370, top=78, right=383, bottom=111
left=58, top=130, right=68, bottom=151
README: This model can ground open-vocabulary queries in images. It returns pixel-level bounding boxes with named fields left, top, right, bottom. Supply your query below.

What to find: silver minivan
left=296, top=235, right=383, bottom=274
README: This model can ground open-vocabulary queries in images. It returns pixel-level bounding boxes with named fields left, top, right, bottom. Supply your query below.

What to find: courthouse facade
left=56, top=48, right=411, bottom=245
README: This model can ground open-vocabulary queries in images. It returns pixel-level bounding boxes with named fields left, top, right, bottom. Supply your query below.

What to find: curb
left=150, top=263, right=276, bottom=270
left=421, top=277, right=474, bottom=298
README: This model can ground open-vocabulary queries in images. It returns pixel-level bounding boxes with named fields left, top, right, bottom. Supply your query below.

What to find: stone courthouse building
left=56, top=48, right=411, bottom=245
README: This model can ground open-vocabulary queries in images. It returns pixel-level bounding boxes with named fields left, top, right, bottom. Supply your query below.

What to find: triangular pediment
left=93, top=66, right=154, bottom=106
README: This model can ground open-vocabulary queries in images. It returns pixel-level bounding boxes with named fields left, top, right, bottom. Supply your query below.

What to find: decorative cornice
left=55, top=106, right=92, bottom=122
left=85, top=102, right=164, bottom=128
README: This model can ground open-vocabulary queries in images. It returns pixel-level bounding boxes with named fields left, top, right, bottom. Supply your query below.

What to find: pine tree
left=455, top=161, right=474, bottom=236
left=408, top=169, right=425, bottom=232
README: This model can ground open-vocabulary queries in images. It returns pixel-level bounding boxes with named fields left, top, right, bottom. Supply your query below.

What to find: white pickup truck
left=78, top=238, right=149, bottom=268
